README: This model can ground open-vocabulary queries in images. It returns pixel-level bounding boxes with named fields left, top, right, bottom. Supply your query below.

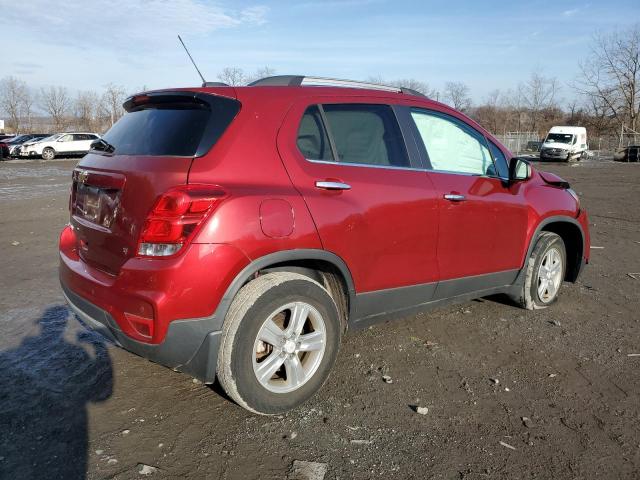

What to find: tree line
left=1, top=24, right=637, bottom=139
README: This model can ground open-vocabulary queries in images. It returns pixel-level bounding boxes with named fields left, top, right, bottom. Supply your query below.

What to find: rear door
left=406, top=107, right=528, bottom=281
left=70, top=91, right=240, bottom=274
left=277, top=97, right=440, bottom=294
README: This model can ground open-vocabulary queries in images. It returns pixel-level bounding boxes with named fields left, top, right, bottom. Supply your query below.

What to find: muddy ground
left=0, top=157, right=639, bottom=480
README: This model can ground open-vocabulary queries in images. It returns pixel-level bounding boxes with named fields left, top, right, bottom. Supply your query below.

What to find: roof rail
left=202, top=81, right=229, bottom=87
left=247, top=75, right=428, bottom=97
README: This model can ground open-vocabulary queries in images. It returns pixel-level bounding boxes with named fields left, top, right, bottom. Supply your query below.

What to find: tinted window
left=322, top=104, right=409, bottom=167
left=411, top=110, right=493, bottom=175
left=488, top=141, right=509, bottom=178
left=102, top=108, right=210, bottom=156
left=297, top=105, right=334, bottom=161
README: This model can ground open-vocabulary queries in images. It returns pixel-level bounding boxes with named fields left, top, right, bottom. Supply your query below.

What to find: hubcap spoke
left=284, top=354, right=306, bottom=388
left=255, top=352, right=285, bottom=383
left=297, top=331, right=324, bottom=352
left=288, top=303, right=309, bottom=337
left=258, top=319, right=285, bottom=346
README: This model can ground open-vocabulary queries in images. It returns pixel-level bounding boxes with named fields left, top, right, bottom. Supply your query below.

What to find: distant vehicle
left=20, top=132, right=100, bottom=160
left=2, top=134, right=48, bottom=158
left=526, top=140, right=542, bottom=152
left=0, top=134, right=15, bottom=141
left=540, top=126, right=588, bottom=162
left=614, top=145, right=639, bottom=163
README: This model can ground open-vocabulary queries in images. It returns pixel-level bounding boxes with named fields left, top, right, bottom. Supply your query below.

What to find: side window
left=322, top=104, right=409, bottom=167
left=488, top=141, right=509, bottom=178
left=73, top=134, right=85, bottom=141
left=60, top=134, right=73, bottom=142
left=296, top=105, right=334, bottom=161
left=411, top=110, right=494, bottom=175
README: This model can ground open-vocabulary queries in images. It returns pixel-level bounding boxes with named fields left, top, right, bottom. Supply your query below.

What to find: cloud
left=563, top=8, right=579, bottom=16
left=0, top=0, right=269, bottom=50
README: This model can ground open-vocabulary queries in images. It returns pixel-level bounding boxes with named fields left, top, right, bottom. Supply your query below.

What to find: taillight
left=137, top=184, right=226, bottom=257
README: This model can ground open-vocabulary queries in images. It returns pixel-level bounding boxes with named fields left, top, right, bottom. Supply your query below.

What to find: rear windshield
left=101, top=94, right=239, bottom=157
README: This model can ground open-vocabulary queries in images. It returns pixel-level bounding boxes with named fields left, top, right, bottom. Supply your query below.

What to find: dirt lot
left=0, top=157, right=639, bottom=480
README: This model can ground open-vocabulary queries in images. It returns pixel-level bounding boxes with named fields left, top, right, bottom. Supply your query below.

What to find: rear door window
left=297, top=105, right=334, bottom=161
left=322, top=104, right=409, bottom=168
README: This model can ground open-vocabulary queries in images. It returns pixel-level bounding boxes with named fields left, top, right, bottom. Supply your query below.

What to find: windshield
left=545, top=133, right=574, bottom=144
left=6, top=135, right=30, bottom=144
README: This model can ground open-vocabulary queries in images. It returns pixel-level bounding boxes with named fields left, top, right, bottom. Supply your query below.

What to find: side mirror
left=508, top=157, right=531, bottom=183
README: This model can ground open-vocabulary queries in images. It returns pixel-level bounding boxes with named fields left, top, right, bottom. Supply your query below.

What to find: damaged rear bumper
left=62, top=282, right=222, bottom=383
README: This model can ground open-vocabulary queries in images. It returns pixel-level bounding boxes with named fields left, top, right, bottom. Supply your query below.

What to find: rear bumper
left=59, top=224, right=251, bottom=382
left=62, top=283, right=222, bottom=382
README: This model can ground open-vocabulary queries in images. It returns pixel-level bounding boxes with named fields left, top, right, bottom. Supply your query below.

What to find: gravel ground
left=0, top=157, right=639, bottom=480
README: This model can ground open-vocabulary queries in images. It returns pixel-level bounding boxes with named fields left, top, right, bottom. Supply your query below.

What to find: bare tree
left=444, top=81, right=471, bottom=112
left=518, top=72, right=559, bottom=133
left=217, top=67, right=246, bottom=86
left=575, top=24, right=640, bottom=132
left=100, top=83, right=127, bottom=128
left=245, top=66, right=276, bottom=84
left=0, top=76, right=29, bottom=133
left=74, top=90, right=99, bottom=131
left=40, top=86, right=71, bottom=130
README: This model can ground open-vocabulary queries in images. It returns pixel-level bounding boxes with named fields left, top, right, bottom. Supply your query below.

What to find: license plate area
left=73, top=182, right=121, bottom=230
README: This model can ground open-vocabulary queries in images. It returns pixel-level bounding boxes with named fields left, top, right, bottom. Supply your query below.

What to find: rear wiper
left=91, top=138, right=116, bottom=154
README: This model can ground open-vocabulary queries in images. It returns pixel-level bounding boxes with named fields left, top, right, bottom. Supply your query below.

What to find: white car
left=21, top=132, right=100, bottom=160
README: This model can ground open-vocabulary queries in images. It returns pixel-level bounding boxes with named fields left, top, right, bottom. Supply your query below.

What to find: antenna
left=178, top=35, right=206, bottom=85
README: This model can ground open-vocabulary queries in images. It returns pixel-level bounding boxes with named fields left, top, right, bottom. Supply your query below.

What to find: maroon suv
left=60, top=76, right=590, bottom=414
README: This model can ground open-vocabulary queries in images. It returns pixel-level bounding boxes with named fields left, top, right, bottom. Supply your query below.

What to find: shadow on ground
left=0, top=306, right=113, bottom=480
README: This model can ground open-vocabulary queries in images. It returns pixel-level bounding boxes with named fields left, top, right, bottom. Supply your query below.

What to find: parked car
left=613, top=145, right=639, bottom=162
left=0, top=134, right=15, bottom=141
left=60, top=76, right=590, bottom=414
left=21, top=132, right=100, bottom=159
left=540, top=126, right=588, bottom=162
left=1, top=134, right=48, bottom=158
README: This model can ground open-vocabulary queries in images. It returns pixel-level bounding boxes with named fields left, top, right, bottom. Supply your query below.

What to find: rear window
left=101, top=94, right=239, bottom=157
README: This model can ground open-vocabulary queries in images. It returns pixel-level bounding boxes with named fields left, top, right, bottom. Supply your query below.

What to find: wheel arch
left=528, top=216, right=585, bottom=282
left=214, top=249, right=355, bottom=331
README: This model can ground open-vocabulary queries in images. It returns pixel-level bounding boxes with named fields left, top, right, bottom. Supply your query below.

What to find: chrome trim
left=301, top=76, right=401, bottom=93
left=315, top=180, right=351, bottom=190
left=305, top=159, right=509, bottom=180
left=306, top=158, right=425, bottom=172
left=443, top=193, right=466, bottom=201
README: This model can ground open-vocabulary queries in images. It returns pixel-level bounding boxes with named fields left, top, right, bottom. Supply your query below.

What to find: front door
left=407, top=107, right=528, bottom=282
left=277, top=98, right=440, bottom=294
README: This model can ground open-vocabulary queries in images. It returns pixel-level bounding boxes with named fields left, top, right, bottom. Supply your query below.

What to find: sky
left=1, top=0, right=639, bottom=105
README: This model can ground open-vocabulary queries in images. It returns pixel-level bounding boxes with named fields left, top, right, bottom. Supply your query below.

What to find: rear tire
left=217, top=272, right=341, bottom=414
left=518, top=232, right=566, bottom=310
left=42, top=148, right=55, bottom=160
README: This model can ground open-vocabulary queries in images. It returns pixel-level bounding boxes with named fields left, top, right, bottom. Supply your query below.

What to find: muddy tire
left=518, top=232, right=566, bottom=310
left=42, top=148, right=55, bottom=160
left=217, top=272, right=341, bottom=415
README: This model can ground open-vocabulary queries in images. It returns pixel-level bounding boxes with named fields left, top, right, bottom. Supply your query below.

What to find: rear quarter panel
left=188, top=90, right=323, bottom=259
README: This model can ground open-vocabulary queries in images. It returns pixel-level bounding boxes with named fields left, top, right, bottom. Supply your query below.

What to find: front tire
left=217, top=272, right=341, bottom=414
left=42, top=148, right=55, bottom=160
left=519, top=232, right=566, bottom=310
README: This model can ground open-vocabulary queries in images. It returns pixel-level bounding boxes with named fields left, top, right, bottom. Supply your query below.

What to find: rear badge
left=122, top=247, right=129, bottom=255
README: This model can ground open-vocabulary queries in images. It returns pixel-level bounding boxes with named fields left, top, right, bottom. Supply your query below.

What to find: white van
left=540, top=126, right=588, bottom=162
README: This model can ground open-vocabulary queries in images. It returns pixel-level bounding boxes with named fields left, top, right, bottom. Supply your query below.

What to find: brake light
left=137, top=185, right=226, bottom=257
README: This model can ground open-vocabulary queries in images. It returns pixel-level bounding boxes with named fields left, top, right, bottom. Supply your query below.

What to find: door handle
left=443, top=193, right=466, bottom=202
left=315, top=181, right=351, bottom=191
